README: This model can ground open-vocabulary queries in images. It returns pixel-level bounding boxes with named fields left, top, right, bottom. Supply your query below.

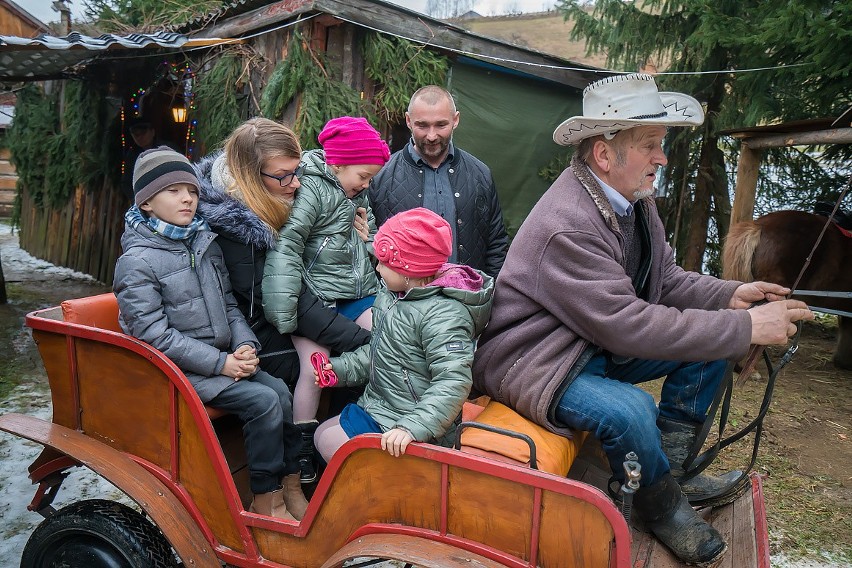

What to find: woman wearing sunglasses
left=195, top=117, right=372, bottom=483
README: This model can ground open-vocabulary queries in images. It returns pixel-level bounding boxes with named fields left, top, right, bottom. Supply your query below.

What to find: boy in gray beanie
left=114, top=147, right=309, bottom=520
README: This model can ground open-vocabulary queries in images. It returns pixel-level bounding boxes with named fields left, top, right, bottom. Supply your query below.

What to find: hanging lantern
left=171, top=105, right=188, bottom=123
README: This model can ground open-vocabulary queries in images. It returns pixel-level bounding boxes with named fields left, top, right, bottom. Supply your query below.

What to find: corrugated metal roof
left=0, top=31, right=190, bottom=81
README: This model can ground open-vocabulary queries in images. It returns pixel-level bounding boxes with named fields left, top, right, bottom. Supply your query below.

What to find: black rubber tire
left=20, top=499, right=178, bottom=568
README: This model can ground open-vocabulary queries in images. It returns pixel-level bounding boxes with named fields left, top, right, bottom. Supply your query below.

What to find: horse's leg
left=834, top=316, right=852, bottom=370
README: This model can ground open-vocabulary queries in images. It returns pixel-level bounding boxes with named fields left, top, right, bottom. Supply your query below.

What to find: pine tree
left=558, top=0, right=851, bottom=273
left=83, top=0, right=221, bottom=31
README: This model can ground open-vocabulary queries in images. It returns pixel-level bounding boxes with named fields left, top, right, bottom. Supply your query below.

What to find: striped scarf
left=125, top=205, right=210, bottom=241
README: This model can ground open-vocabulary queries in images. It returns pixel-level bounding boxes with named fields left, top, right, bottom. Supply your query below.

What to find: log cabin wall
left=17, top=179, right=126, bottom=285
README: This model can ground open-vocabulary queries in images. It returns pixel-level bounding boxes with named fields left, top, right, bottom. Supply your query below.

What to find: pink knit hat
left=318, top=116, right=390, bottom=166
left=374, top=208, right=452, bottom=278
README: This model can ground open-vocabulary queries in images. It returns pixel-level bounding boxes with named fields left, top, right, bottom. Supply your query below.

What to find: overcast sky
left=13, top=0, right=558, bottom=26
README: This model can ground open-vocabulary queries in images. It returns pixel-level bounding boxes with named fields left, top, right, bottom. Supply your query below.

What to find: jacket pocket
left=402, top=369, right=421, bottom=403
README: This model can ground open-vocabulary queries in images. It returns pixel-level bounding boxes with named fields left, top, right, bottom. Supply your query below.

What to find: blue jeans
left=554, top=354, right=727, bottom=486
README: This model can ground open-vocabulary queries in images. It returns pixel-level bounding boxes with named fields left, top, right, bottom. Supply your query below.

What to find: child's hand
left=354, top=207, right=369, bottom=242
left=381, top=428, right=414, bottom=457
left=223, top=349, right=259, bottom=380
left=311, top=352, right=337, bottom=387
left=233, top=344, right=257, bottom=360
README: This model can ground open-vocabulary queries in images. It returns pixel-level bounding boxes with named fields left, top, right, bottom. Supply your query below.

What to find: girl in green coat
left=313, top=208, right=494, bottom=460
left=262, top=116, right=390, bottom=481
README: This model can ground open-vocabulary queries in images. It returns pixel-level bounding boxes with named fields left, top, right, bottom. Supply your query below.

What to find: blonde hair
left=223, top=118, right=302, bottom=232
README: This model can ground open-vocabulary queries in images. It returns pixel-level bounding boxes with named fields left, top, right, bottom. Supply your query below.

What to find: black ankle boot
left=634, top=473, right=727, bottom=566
left=297, top=420, right=319, bottom=484
left=658, top=416, right=745, bottom=506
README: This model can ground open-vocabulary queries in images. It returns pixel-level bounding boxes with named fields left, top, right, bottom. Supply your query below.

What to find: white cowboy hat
left=552, top=73, right=704, bottom=146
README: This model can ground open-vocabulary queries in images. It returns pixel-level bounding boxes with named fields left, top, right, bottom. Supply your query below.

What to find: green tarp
left=449, top=60, right=583, bottom=236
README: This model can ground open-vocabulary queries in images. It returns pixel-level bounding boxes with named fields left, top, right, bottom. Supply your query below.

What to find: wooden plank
left=191, top=0, right=314, bottom=39
left=707, top=503, right=733, bottom=568
left=0, top=161, right=16, bottom=175
left=743, top=127, right=852, bottom=150
left=69, top=184, right=84, bottom=272
left=730, top=143, right=762, bottom=227
left=731, top=485, right=757, bottom=568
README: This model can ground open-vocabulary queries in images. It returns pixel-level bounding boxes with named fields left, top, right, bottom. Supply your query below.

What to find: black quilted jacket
left=369, top=146, right=508, bottom=277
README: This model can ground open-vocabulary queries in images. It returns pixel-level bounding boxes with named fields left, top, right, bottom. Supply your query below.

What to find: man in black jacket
left=369, top=86, right=508, bottom=278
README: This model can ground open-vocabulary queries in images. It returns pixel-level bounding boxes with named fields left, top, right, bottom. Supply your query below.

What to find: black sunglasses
left=261, top=164, right=304, bottom=187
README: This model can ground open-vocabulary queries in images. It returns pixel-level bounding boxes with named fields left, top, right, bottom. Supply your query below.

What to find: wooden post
left=0, top=254, right=6, bottom=304
left=730, top=142, right=762, bottom=226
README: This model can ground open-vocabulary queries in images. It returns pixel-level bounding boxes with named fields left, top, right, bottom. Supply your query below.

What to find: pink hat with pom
left=318, top=116, right=390, bottom=166
left=374, top=208, right=452, bottom=278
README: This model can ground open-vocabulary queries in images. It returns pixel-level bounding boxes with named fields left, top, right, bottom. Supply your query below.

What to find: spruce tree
left=558, top=0, right=850, bottom=273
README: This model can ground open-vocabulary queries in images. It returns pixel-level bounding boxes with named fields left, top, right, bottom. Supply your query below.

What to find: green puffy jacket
left=331, top=264, right=494, bottom=445
left=263, top=149, right=379, bottom=334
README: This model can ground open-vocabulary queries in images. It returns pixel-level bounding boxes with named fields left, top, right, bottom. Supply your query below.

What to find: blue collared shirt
left=407, top=140, right=458, bottom=262
left=589, top=170, right=634, bottom=216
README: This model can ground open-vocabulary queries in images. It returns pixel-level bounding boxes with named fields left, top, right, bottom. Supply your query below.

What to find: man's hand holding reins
left=748, top=299, right=814, bottom=345
left=729, top=281, right=791, bottom=309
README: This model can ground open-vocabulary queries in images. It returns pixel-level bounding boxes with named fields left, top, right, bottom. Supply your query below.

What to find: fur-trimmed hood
left=194, top=151, right=277, bottom=250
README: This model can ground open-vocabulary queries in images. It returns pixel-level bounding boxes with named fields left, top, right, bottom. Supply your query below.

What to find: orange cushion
left=460, top=400, right=585, bottom=477
left=61, top=293, right=122, bottom=332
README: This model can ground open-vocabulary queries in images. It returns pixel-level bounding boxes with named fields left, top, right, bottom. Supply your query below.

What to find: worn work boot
left=249, top=487, right=296, bottom=521
left=634, top=473, right=727, bottom=566
left=297, top=420, right=319, bottom=484
left=281, top=473, right=309, bottom=520
left=658, top=416, right=745, bottom=506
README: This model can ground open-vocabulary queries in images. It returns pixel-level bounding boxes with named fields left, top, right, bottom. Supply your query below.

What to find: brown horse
left=723, top=210, right=852, bottom=369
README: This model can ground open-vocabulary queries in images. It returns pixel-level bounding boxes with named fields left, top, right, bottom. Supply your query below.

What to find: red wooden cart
left=0, top=294, right=769, bottom=567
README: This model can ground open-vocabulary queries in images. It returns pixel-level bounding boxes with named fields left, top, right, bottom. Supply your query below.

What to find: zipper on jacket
left=369, top=295, right=399, bottom=382
left=353, top=235, right=362, bottom=298
left=249, top=245, right=256, bottom=320
left=307, top=235, right=332, bottom=272
left=403, top=369, right=420, bottom=403
left=347, top=201, right=363, bottom=299
left=184, top=242, right=196, bottom=270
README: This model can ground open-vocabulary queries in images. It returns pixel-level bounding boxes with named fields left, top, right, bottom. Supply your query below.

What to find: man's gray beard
left=633, top=189, right=654, bottom=200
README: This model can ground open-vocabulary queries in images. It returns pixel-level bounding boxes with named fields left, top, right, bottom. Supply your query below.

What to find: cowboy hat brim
left=552, top=92, right=704, bottom=146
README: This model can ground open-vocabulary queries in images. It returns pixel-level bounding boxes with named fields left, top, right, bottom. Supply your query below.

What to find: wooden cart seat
left=60, top=293, right=227, bottom=420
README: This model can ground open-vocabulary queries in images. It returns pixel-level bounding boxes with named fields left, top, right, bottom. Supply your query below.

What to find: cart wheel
left=20, top=499, right=178, bottom=568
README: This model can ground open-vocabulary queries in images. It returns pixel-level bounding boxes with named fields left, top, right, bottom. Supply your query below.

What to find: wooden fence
left=18, top=179, right=127, bottom=284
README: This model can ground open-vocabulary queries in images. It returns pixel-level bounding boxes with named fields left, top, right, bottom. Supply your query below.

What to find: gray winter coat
left=331, top=264, right=494, bottom=445
left=114, top=221, right=258, bottom=403
left=263, top=149, right=379, bottom=335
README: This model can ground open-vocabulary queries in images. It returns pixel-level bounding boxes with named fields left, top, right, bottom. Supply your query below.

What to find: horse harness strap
left=678, top=325, right=802, bottom=506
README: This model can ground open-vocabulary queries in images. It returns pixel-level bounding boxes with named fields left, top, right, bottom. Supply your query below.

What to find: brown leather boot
left=249, top=488, right=296, bottom=521
left=281, top=473, right=309, bottom=520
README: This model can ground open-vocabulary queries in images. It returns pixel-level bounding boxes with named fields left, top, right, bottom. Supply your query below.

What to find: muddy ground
left=0, top=219, right=849, bottom=566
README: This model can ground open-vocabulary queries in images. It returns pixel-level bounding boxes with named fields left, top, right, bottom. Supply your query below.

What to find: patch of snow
left=0, top=383, right=129, bottom=564
left=0, top=220, right=100, bottom=284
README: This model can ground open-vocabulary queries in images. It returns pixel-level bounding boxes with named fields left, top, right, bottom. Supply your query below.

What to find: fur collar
left=194, top=152, right=277, bottom=250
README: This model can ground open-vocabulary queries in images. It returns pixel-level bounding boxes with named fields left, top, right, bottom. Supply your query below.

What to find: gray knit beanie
left=132, top=146, right=199, bottom=207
